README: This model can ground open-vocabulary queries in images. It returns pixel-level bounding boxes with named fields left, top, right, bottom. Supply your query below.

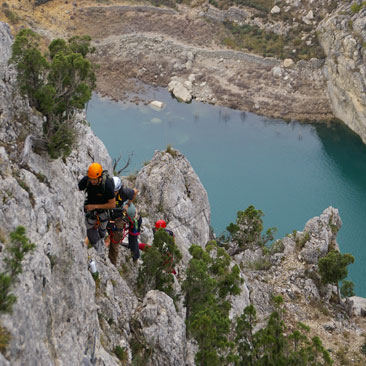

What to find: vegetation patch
left=223, top=204, right=277, bottom=254
left=208, top=0, right=272, bottom=12
left=10, top=29, right=96, bottom=159
left=222, top=21, right=325, bottom=61
left=293, top=230, right=310, bottom=251
left=350, top=1, right=366, bottom=13
left=2, top=3, right=20, bottom=24
left=318, top=250, right=354, bottom=303
left=138, top=229, right=182, bottom=300
left=165, top=144, right=178, bottom=158
left=235, top=297, right=333, bottom=365
left=0, top=227, right=35, bottom=351
left=113, top=345, right=128, bottom=364
left=183, top=243, right=242, bottom=364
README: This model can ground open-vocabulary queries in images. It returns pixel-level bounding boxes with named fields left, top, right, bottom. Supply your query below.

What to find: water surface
left=87, top=89, right=366, bottom=297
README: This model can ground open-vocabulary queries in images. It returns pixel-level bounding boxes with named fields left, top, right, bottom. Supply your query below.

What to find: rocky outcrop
left=0, top=20, right=211, bottom=365
left=318, top=5, right=366, bottom=143
left=300, top=206, right=342, bottom=264
left=137, top=290, right=186, bottom=366
left=0, top=20, right=121, bottom=366
left=135, top=149, right=211, bottom=259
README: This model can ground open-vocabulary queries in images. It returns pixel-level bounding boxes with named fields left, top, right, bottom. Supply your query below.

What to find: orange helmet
left=155, top=220, right=167, bottom=229
left=87, top=163, right=103, bottom=179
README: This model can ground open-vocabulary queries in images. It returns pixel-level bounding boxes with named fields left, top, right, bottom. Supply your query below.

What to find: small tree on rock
left=10, top=30, right=96, bottom=159
left=137, top=229, right=181, bottom=299
left=225, top=205, right=277, bottom=255
left=318, top=250, right=354, bottom=303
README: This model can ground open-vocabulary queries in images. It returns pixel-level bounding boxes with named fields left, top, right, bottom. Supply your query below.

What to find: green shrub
left=0, top=325, right=11, bottom=352
left=183, top=243, right=242, bottom=365
left=165, top=144, right=178, bottom=158
left=235, top=297, right=333, bottom=365
left=319, top=250, right=354, bottom=303
left=138, top=229, right=182, bottom=299
left=350, top=2, right=364, bottom=13
left=0, top=227, right=35, bottom=352
left=340, top=280, right=355, bottom=298
left=252, top=258, right=272, bottom=270
left=293, top=231, right=310, bottom=251
left=225, top=205, right=277, bottom=251
left=114, top=345, right=128, bottom=362
left=10, top=30, right=96, bottom=159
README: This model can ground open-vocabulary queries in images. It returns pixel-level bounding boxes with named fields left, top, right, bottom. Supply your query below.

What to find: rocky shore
left=75, top=4, right=334, bottom=121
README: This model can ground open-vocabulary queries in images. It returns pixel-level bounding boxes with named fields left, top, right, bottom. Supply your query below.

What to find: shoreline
left=91, top=32, right=334, bottom=123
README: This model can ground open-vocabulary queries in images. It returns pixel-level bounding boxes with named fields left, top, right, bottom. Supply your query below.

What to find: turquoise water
left=87, top=89, right=366, bottom=297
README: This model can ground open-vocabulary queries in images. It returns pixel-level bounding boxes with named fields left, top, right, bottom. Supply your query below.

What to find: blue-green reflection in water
left=87, top=88, right=366, bottom=297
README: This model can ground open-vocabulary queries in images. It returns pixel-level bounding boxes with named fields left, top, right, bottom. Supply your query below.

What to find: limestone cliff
left=1, top=19, right=366, bottom=366
left=318, top=4, right=366, bottom=143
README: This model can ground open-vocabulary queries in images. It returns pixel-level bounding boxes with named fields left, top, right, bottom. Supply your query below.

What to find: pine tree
left=10, top=30, right=96, bottom=159
left=318, top=250, right=354, bottom=303
left=137, top=229, right=181, bottom=299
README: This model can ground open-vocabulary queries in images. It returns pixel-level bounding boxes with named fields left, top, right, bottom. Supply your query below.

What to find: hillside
left=1, top=19, right=366, bottom=365
left=1, top=0, right=334, bottom=122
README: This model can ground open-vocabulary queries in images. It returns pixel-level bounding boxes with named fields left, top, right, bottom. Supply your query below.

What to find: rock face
left=0, top=21, right=120, bottom=366
left=318, top=5, right=366, bottom=143
left=0, top=20, right=208, bottom=365
left=300, top=206, right=342, bottom=264
left=135, top=149, right=211, bottom=258
left=138, top=290, right=186, bottom=366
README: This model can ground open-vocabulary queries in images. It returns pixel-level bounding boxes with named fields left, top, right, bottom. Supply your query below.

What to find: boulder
left=149, top=100, right=164, bottom=109
left=168, top=78, right=192, bottom=103
left=271, top=6, right=281, bottom=14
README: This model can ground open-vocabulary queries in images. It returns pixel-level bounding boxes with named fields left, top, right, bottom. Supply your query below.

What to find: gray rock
left=350, top=296, right=366, bottom=316
left=137, top=290, right=186, bottom=365
left=168, top=78, right=192, bottom=102
left=318, top=7, right=366, bottom=143
left=135, top=149, right=211, bottom=258
left=300, top=207, right=341, bottom=264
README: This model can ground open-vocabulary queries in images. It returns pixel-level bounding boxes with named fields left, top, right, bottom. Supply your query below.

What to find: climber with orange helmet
left=78, top=162, right=115, bottom=259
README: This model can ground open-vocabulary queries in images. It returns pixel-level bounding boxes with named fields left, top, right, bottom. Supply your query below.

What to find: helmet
left=155, top=220, right=167, bottom=229
left=87, top=163, right=103, bottom=179
left=113, top=176, right=122, bottom=191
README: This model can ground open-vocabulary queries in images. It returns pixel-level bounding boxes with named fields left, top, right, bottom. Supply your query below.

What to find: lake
left=87, top=88, right=366, bottom=297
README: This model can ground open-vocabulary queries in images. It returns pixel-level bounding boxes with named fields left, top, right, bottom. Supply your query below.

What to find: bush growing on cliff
left=183, top=243, right=242, bottom=365
left=137, top=229, right=182, bottom=299
left=318, top=250, right=355, bottom=303
left=0, top=227, right=35, bottom=351
left=225, top=205, right=277, bottom=254
left=10, top=29, right=96, bottom=159
left=350, top=2, right=366, bottom=14
left=235, top=296, right=333, bottom=365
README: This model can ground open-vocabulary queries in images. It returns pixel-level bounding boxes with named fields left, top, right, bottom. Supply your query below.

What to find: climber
left=113, top=176, right=138, bottom=208
left=78, top=162, right=115, bottom=259
left=125, top=202, right=142, bottom=262
left=107, top=176, right=140, bottom=264
left=153, top=219, right=174, bottom=237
